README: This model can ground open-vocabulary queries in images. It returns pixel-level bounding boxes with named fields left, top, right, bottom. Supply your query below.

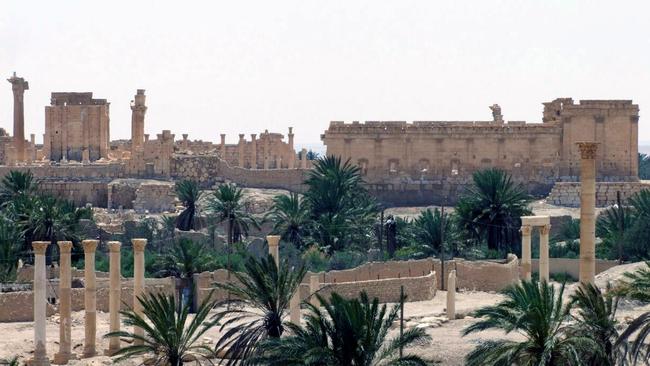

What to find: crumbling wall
left=547, top=181, right=650, bottom=207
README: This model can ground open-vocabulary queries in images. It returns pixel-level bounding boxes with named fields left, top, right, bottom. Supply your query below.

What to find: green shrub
left=328, top=250, right=365, bottom=270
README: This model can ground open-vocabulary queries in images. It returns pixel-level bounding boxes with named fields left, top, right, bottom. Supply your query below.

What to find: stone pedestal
left=30, top=241, right=50, bottom=366
left=521, top=225, right=532, bottom=281
left=309, top=274, right=320, bottom=308
left=132, top=238, right=147, bottom=345
left=578, top=142, right=598, bottom=284
left=82, top=240, right=98, bottom=358
left=446, top=270, right=456, bottom=320
left=539, top=225, right=551, bottom=282
left=53, top=241, right=75, bottom=364
left=104, top=241, right=122, bottom=356
left=267, top=235, right=280, bottom=267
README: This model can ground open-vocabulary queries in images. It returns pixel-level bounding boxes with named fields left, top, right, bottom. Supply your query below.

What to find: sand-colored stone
left=7, top=72, right=28, bottom=163
left=578, top=142, right=598, bottom=284
left=53, top=241, right=75, bottom=364
left=132, top=238, right=147, bottom=345
left=309, top=274, right=320, bottom=307
left=29, top=241, right=50, bottom=366
left=539, top=224, right=551, bottom=282
left=104, top=241, right=121, bottom=356
left=520, top=225, right=532, bottom=281
left=82, top=240, right=98, bottom=358
left=130, top=90, right=147, bottom=152
left=446, top=270, right=456, bottom=320
left=267, top=235, right=280, bottom=267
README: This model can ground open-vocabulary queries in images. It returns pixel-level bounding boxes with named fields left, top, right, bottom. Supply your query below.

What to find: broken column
left=288, top=127, right=295, bottom=169
left=83, top=239, right=99, bottom=358
left=446, top=270, right=456, bottom=320
left=309, top=274, right=320, bottom=307
left=539, top=224, right=551, bottom=282
left=238, top=134, right=245, bottom=167
left=250, top=134, right=257, bottom=169
left=520, top=225, right=532, bottom=281
left=132, top=238, right=147, bottom=345
left=267, top=235, right=280, bottom=267
left=578, top=142, right=598, bottom=284
left=300, top=148, right=307, bottom=169
left=30, top=241, right=50, bottom=366
left=131, top=89, right=147, bottom=152
left=7, top=72, right=28, bottom=163
left=104, top=241, right=122, bottom=356
left=53, top=241, right=75, bottom=364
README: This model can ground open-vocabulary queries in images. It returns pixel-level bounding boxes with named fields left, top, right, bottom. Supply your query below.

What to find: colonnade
left=519, top=216, right=551, bottom=282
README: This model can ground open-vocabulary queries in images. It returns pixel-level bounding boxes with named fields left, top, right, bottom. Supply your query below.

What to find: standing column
left=539, top=224, right=551, bottom=283
left=104, top=241, right=122, bottom=356
left=220, top=134, right=226, bottom=156
left=237, top=134, right=245, bottom=167
left=287, top=127, right=295, bottom=169
left=290, top=290, right=301, bottom=325
left=300, top=148, right=307, bottom=169
left=7, top=72, right=29, bottom=163
left=267, top=235, right=280, bottom=267
left=82, top=239, right=98, bottom=358
left=130, top=89, right=147, bottom=152
left=309, top=274, right=320, bottom=307
left=132, top=238, right=147, bottom=345
left=521, top=225, right=532, bottom=281
left=446, top=270, right=456, bottom=320
left=53, top=241, right=75, bottom=364
left=264, top=132, right=270, bottom=169
left=30, top=241, right=50, bottom=366
left=578, top=142, right=599, bottom=284
left=250, top=134, right=257, bottom=169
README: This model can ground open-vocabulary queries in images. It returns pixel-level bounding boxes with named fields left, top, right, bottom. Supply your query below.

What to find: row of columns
left=520, top=217, right=551, bottom=282
left=30, top=239, right=148, bottom=365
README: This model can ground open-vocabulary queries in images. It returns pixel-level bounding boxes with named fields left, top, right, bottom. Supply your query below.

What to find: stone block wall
left=133, top=181, right=177, bottom=213
left=547, top=181, right=650, bottom=207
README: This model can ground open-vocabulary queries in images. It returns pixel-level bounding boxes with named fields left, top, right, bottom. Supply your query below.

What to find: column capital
left=267, top=235, right=281, bottom=247
left=576, top=142, right=599, bottom=159
left=32, top=241, right=49, bottom=255
left=132, top=238, right=147, bottom=252
left=107, top=241, right=122, bottom=252
left=57, top=241, right=73, bottom=253
left=82, top=239, right=99, bottom=253
left=520, top=225, right=532, bottom=236
left=540, top=224, right=552, bottom=236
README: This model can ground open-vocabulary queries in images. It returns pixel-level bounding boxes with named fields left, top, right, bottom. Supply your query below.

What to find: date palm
left=455, top=168, right=531, bottom=253
left=175, top=179, right=202, bottom=231
left=104, top=292, right=216, bottom=366
left=0, top=216, right=22, bottom=282
left=412, top=208, right=456, bottom=256
left=254, top=291, right=431, bottom=365
left=212, top=254, right=306, bottom=364
left=463, top=280, right=596, bottom=366
left=207, top=183, right=259, bottom=245
left=265, top=193, right=310, bottom=249
left=0, top=170, right=38, bottom=206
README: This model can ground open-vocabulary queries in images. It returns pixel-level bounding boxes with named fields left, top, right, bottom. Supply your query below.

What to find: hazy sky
left=1, top=1, right=648, bottom=147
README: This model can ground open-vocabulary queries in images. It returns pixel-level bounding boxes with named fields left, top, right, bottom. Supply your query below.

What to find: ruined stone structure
left=322, top=99, right=640, bottom=203
left=44, top=92, right=110, bottom=162
left=7, top=72, right=29, bottom=163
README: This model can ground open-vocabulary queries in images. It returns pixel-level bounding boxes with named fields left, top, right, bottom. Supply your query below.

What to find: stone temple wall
left=547, top=181, right=650, bottom=207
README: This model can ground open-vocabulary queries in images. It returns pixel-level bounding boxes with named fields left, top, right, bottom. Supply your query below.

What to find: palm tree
left=207, top=183, right=259, bottom=245
left=0, top=356, right=20, bottom=366
left=412, top=208, right=456, bottom=256
left=254, top=291, right=431, bottom=365
left=175, top=180, right=202, bottom=231
left=455, top=168, right=532, bottom=253
left=462, top=280, right=596, bottom=366
left=0, top=170, right=38, bottom=205
left=615, top=261, right=650, bottom=302
left=212, top=254, right=306, bottom=364
left=569, top=283, right=621, bottom=365
left=0, top=216, right=23, bottom=282
left=265, top=193, right=310, bottom=249
left=597, top=203, right=634, bottom=262
left=104, top=292, right=216, bottom=365
left=616, top=311, right=650, bottom=364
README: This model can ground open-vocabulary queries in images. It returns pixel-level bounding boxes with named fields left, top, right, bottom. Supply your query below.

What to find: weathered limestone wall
left=547, top=181, right=650, bottom=207
left=132, top=181, right=176, bottom=213
left=38, top=181, right=109, bottom=207
left=0, top=291, right=56, bottom=322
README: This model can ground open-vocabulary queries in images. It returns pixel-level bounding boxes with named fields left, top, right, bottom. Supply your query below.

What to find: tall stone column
left=521, top=225, right=532, bottom=281
left=309, top=274, right=320, bottom=307
left=267, top=235, right=280, bottom=267
left=238, top=134, right=245, bottom=167
left=446, top=270, right=456, bottom=320
left=132, top=238, right=147, bottom=345
left=104, top=241, right=122, bottom=356
left=82, top=239, right=99, bottom=358
left=53, top=241, right=75, bottom=364
left=130, top=89, right=147, bottom=152
left=7, top=72, right=29, bottom=163
left=539, top=224, right=551, bottom=283
left=300, top=148, right=307, bottom=169
left=578, top=142, right=598, bottom=284
left=287, top=127, right=295, bottom=169
left=250, top=134, right=257, bottom=169
left=290, top=290, right=301, bottom=325
left=264, top=132, right=270, bottom=169
left=30, top=241, right=50, bottom=366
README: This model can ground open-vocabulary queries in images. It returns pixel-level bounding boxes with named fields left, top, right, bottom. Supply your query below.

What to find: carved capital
left=82, top=239, right=99, bottom=253
left=521, top=225, right=532, bottom=236
left=267, top=235, right=281, bottom=247
left=57, top=241, right=73, bottom=253
left=32, top=241, right=49, bottom=255
left=577, top=142, right=599, bottom=160
left=132, top=238, right=147, bottom=252
left=540, top=224, right=552, bottom=236
left=107, top=241, right=122, bottom=253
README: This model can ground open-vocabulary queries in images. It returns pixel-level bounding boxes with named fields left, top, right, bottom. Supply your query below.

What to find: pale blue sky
left=0, top=0, right=648, bottom=147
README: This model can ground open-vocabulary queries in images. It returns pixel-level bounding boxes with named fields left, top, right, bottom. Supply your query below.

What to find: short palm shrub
left=104, top=292, right=216, bottom=365
left=254, top=291, right=431, bottom=365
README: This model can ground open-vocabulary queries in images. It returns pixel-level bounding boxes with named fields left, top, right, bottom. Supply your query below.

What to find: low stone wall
left=530, top=258, right=619, bottom=280
left=38, top=180, right=109, bottom=207
left=548, top=181, right=650, bottom=207
left=0, top=291, right=56, bottom=322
